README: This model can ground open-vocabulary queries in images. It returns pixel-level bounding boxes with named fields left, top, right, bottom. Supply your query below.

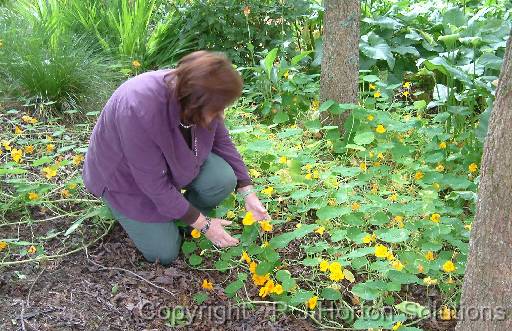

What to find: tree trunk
left=319, top=0, right=360, bottom=134
left=455, top=30, right=512, bottom=330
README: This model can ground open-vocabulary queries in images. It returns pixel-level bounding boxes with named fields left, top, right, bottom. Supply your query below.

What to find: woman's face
left=201, top=110, right=225, bottom=127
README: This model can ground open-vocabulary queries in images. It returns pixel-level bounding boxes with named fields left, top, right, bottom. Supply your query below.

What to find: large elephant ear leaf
left=360, top=32, right=395, bottom=70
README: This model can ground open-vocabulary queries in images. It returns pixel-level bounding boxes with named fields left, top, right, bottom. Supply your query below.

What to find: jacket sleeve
left=211, top=119, right=253, bottom=189
left=116, top=105, right=200, bottom=224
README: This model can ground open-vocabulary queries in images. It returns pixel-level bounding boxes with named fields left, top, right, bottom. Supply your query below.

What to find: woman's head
left=167, top=51, right=243, bottom=128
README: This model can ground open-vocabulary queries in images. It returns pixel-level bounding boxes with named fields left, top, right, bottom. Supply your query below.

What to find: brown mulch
left=0, top=222, right=320, bottom=331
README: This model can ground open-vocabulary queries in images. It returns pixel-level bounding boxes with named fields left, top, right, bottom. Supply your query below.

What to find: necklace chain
left=179, top=121, right=198, bottom=157
left=179, top=121, right=195, bottom=129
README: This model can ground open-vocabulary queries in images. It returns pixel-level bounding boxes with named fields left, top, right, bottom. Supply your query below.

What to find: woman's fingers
left=219, top=219, right=232, bottom=226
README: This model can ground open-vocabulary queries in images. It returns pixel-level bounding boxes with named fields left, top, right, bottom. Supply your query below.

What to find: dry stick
left=26, top=266, right=46, bottom=307
left=0, top=220, right=114, bottom=267
left=0, top=213, right=78, bottom=228
left=84, top=246, right=176, bottom=298
left=20, top=301, right=26, bottom=331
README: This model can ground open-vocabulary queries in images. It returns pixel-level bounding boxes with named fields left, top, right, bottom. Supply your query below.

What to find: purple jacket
left=82, top=69, right=251, bottom=223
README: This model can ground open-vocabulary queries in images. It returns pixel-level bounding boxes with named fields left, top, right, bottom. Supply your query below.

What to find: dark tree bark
left=455, top=30, right=512, bottom=330
left=319, top=0, right=360, bottom=134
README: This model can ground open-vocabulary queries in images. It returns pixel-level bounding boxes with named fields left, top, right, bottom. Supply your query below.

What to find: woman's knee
left=199, top=172, right=236, bottom=205
left=142, top=234, right=182, bottom=266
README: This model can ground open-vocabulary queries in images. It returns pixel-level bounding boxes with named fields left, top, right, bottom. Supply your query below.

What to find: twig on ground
left=20, top=301, right=26, bottom=331
left=84, top=246, right=176, bottom=298
left=0, top=220, right=114, bottom=267
left=26, top=266, right=46, bottom=307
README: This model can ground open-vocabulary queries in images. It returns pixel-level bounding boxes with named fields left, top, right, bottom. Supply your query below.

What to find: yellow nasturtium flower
left=442, top=260, right=456, bottom=273
left=132, top=59, right=141, bottom=69
left=24, top=145, right=34, bottom=154
left=242, top=211, right=255, bottom=226
left=27, top=245, right=37, bottom=254
left=468, top=163, right=478, bottom=173
left=72, top=154, right=84, bottom=165
left=375, top=244, right=389, bottom=258
left=307, top=296, right=318, bottom=309
left=11, top=148, right=23, bottom=163
left=430, top=213, right=441, bottom=223
left=191, top=229, right=201, bottom=239
left=314, top=226, right=325, bottom=235
left=319, top=259, right=330, bottom=272
left=261, top=186, right=274, bottom=196
left=414, top=171, right=424, bottom=180
left=28, top=192, right=39, bottom=200
left=375, top=124, right=386, bottom=134
left=259, top=220, right=273, bottom=232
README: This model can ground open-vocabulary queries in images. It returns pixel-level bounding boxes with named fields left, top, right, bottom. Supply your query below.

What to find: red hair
left=165, top=51, right=243, bottom=128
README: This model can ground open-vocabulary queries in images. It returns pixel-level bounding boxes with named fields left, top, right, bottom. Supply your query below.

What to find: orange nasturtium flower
left=202, top=279, right=214, bottom=290
left=191, top=229, right=201, bottom=239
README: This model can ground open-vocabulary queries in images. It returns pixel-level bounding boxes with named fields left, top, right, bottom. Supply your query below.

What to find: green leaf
left=387, top=270, right=421, bottom=284
left=214, top=259, right=230, bottom=272
left=255, top=261, right=273, bottom=275
left=443, top=7, right=467, bottom=28
left=321, top=288, right=342, bottom=300
left=264, top=48, right=278, bottom=77
left=302, top=258, right=320, bottom=267
left=330, top=229, right=347, bottom=242
left=193, top=292, right=209, bottom=305
left=276, top=269, right=296, bottom=291
left=64, top=207, right=105, bottom=236
left=224, top=280, right=244, bottom=298
left=290, top=190, right=310, bottom=200
left=291, top=50, right=312, bottom=65
left=353, top=131, right=375, bottom=145
left=353, top=313, right=406, bottom=329
left=343, top=269, right=356, bottom=283
left=351, top=281, right=383, bottom=301
left=413, top=100, right=427, bottom=110
left=377, top=228, right=411, bottom=243
left=181, top=241, right=197, bottom=255
left=247, top=140, right=273, bottom=152
left=0, top=167, right=28, bottom=175
left=289, top=290, right=314, bottom=306
left=32, top=156, right=53, bottom=167
left=273, top=111, right=289, bottom=124
left=188, top=254, right=203, bottom=266
left=360, top=32, right=395, bottom=69
left=345, top=144, right=366, bottom=151
left=318, top=100, right=336, bottom=113
left=395, top=301, right=430, bottom=318
left=317, top=206, right=351, bottom=220
left=269, top=224, right=316, bottom=249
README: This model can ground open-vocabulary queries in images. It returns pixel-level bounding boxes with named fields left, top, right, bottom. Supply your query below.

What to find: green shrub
left=0, top=6, right=119, bottom=116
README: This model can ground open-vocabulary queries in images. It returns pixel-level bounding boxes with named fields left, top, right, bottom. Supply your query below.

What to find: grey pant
left=102, top=152, right=237, bottom=266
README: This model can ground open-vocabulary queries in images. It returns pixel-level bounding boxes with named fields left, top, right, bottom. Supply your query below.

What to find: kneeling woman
left=82, top=51, right=269, bottom=265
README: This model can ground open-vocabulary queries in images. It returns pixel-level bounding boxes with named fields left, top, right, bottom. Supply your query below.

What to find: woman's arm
left=211, top=119, right=252, bottom=190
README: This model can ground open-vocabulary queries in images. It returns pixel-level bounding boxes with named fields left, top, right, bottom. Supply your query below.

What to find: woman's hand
left=204, top=218, right=240, bottom=248
left=244, top=192, right=270, bottom=221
